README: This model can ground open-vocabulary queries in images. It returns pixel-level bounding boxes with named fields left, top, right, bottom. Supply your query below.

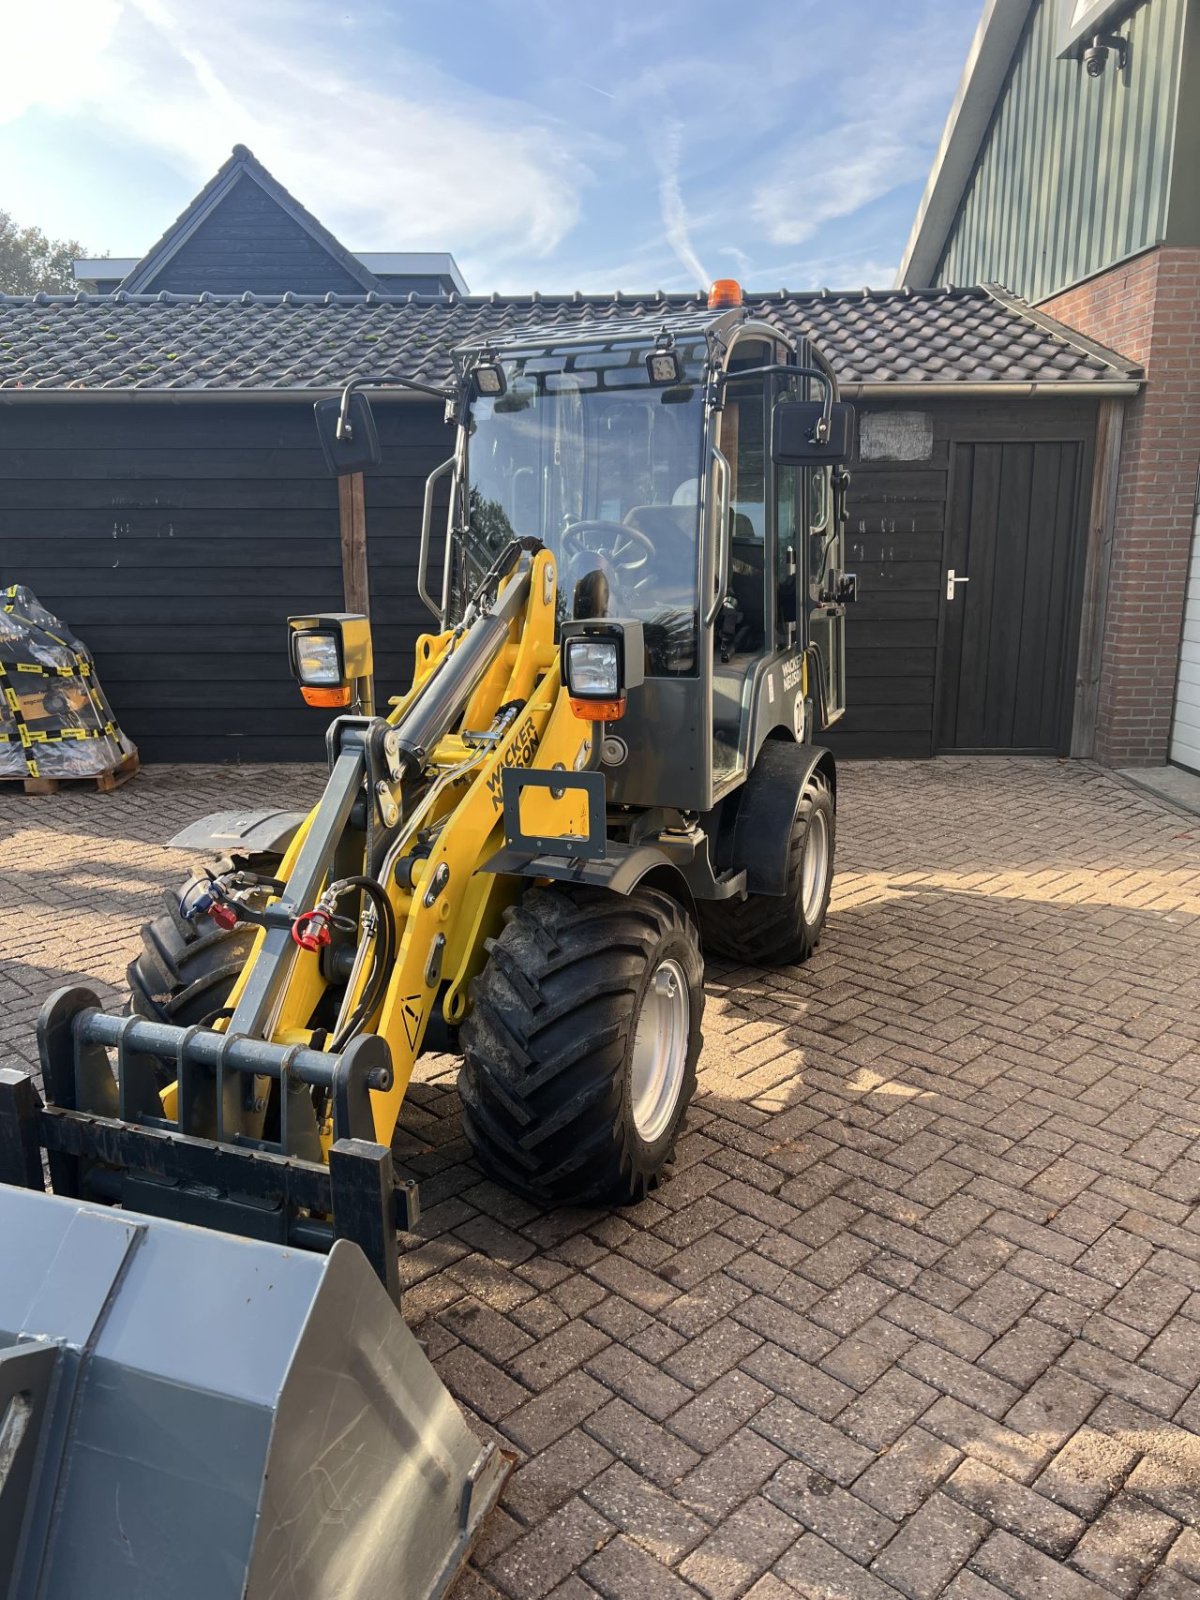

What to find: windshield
left=453, top=341, right=708, bottom=676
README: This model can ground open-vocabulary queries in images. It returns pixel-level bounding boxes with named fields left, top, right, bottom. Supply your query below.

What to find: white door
left=1170, top=507, right=1200, bottom=773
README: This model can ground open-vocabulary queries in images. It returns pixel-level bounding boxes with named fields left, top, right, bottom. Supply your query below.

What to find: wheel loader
left=0, top=282, right=856, bottom=1598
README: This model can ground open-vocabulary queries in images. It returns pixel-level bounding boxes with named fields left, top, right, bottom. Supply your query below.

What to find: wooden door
left=937, top=440, right=1083, bottom=754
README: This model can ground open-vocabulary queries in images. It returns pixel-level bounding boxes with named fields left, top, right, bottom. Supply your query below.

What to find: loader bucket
left=0, top=1185, right=508, bottom=1600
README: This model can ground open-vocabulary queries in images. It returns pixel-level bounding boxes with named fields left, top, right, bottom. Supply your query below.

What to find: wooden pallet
left=4, top=752, right=140, bottom=796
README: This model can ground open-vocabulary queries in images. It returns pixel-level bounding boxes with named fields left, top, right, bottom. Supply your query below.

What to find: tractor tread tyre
left=126, top=891, right=256, bottom=1028
left=699, top=773, right=835, bottom=967
left=458, top=885, right=704, bottom=1207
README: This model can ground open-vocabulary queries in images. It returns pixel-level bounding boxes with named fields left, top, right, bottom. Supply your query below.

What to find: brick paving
left=2, top=756, right=1200, bottom=1599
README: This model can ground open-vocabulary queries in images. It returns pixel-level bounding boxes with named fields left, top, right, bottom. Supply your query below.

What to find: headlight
left=566, top=639, right=620, bottom=699
left=294, top=632, right=343, bottom=686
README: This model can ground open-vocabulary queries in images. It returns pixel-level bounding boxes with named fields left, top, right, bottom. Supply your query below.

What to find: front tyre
left=458, top=885, right=704, bottom=1206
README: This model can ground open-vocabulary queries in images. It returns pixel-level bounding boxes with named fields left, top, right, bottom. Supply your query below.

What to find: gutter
left=0, top=380, right=1142, bottom=406
left=832, top=381, right=1140, bottom=399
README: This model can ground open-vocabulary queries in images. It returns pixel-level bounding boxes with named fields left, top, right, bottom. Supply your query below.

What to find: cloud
left=0, top=0, right=590, bottom=265
left=653, top=119, right=709, bottom=289
left=750, top=117, right=931, bottom=248
left=748, top=22, right=966, bottom=249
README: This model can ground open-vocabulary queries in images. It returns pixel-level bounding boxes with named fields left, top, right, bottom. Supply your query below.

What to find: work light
left=646, top=349, right=683, bottom=385
left=560, top=620, right=644, bottom=722
left=287, top=613, right=374, bottom=709
left=645, top=331, right=683, bottom=386
left=471, top=358, right=507, bottom=398
left=295, top=632, right=342, bottom=687
left=566, top=638, right=620, bottom=698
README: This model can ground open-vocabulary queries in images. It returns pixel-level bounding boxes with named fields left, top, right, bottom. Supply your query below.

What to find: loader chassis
left=1, top=305, right=853, bottom=1276
left=0, top=299, right=853, bottom=1595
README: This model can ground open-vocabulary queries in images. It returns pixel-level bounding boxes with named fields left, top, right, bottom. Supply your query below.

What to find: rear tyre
left=458, top=885, right=704, bottom=1206
left=698, top=772, right=835, bottom=966
left=126, top=893, right=255, bottom=1028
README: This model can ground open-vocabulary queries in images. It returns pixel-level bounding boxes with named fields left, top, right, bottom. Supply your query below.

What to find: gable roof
left=118, top=145, right=384, bottom=296
left=0, top=284, right=1141, bottom=397
left=898, top=0, right=1038, bottom=287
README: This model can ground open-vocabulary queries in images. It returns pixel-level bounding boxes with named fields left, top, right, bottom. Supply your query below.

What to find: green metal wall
left=937, top=0, right=1187, bottom=302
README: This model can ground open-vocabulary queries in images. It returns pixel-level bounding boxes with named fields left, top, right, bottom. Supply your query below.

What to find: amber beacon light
left=707, top=279, right=743, bottom=309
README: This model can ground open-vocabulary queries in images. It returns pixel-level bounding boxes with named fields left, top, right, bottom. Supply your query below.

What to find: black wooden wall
left=150, top=177, right=366, bottom=296
left=0, top=400, right=449, bottom=761
left=0, top=395, right=1099, bottom=764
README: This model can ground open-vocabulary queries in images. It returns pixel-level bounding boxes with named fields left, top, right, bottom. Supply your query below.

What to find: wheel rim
left=801, top=807, right=830, bottom=924
left=630, top=958, right=690, bottom=1144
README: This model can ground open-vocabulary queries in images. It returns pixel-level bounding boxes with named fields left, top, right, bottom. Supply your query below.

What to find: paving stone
left=945, top=1457, right=1087, bottom=1557
left=583, top=1397, right=702, bottom=1489
left=922, top=1396, right=1051, bottom=1485
left=1069, top=1494, right=1181, bottom=1598
left=776, top=1532, right=905, bottom=1598
left=751, top=1397, right=878, bottom=1486
left=819, top=1317, right=916, bottom=1392
left=507, top=1321, right=611, bottom=1391
left=1034, top=1425, right=1141, bottom=1519
left=855, top=1426, right=964, bottom=1521
left=506, top=1430, right=616, bottom=1525
left=838, top=1368, right=940, bottom=1451
left=503, top=1372, right=610, bottom=1453
left=900, top=1339, right=1022, bottom=1421
left=1059, top=1339, right=1188, bottom=1420
left=679, top=1495, right=801, bottom=1600
left=970, top=1528, right=1115, bottom=1599
left=765, top=1461, right=897, bottom=1565
left=582, top=1534, right=701, bottom=1599
left=581, top=1461, right=708, bottom=1563
left=490, top=1498, right=615, bottom=1600
left=871, top=1492, right=989, bottom=1600
left=978, top=1316, right=1070, bottom=1387
left=668, top=1368, right=773, bottom=1452
left=881, top=1294, right=993, bottom=1361
left=1005, top=1365, right=1104, bottom=1448
left=582, top=1344, right=691, bottom=1421
left=740, top=1343, right=856, bottom=1420
left=438, top=1344, right=530, bottom=1424
left=664, top=1318, right=765, bottom=1391
left=676, top=1427, right=789, bottom=1522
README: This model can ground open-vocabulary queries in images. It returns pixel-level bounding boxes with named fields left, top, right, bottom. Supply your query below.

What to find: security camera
left=1083, top=33, right=1129, bottom=77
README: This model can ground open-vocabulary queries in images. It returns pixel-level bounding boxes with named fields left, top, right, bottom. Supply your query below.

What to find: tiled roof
left=0, top=283, right=1141, bottom=395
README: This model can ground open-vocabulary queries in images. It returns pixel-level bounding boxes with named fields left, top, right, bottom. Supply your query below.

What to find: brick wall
left=1043, top=247, right=1200, bottom=767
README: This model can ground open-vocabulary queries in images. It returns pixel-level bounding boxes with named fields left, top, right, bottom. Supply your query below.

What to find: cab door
left=805, top=463, right=847, bottom=726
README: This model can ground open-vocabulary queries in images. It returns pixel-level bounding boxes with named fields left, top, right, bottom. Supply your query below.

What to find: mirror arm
left=335, top=374, right=457, bottom=442
left=720, top=362, right=836, bottom=443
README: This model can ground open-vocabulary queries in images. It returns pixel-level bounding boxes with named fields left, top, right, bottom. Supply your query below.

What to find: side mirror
left=771, top=399, right=855, bottom=465
left=314, top=393, right=382, bottom=476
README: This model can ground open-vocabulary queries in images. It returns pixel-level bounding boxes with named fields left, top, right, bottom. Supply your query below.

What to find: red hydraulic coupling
left=291, top=908, right=334, bottom=951
left=207, top=901, right=239, bottom=931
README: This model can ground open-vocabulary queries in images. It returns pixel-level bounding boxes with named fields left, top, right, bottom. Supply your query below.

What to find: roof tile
left=0, top=286, right=1140, bottom=394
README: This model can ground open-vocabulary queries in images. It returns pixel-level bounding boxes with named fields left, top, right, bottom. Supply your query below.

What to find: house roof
left=0, top=283, right=1141, bottom=398
left=898, top=0, right=1038, bottom=288
left=898, top=0, right=1148, bottom=288
left=117, top=145, right=384, bottom=296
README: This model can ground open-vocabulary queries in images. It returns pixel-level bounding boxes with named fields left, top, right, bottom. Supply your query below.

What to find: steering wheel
left=562, top=520, right=655, bottom=575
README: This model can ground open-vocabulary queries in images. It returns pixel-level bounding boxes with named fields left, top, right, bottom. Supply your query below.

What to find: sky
left=0, top=0, right=984, bottom=296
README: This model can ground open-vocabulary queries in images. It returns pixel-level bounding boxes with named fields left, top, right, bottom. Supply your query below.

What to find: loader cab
left=447, top=309, right=852, bottom=814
